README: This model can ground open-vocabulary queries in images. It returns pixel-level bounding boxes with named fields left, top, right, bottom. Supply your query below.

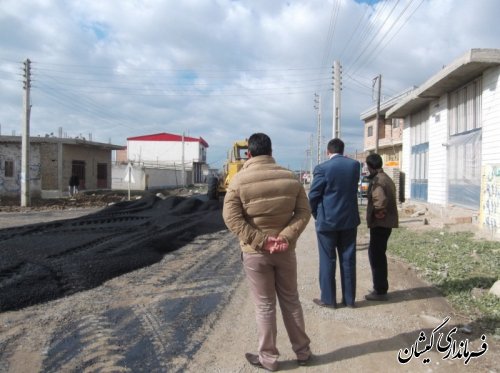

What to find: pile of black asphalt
left=0, top=194, right=226, bottom=312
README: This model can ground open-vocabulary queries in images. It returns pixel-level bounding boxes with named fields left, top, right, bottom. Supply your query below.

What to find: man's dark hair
left=248, top=133, right=272, bottom=157
left=327, top=138, right=344, bottom=155
left=366, top=153, right=383, bottom=169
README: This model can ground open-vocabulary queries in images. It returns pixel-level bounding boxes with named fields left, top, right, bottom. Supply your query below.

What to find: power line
left=342, top=83, right=373, bottom=98
left=35, top=82, right=137, bottom=130
left=345, top=0, right=402, bottom=76
left=320, top=0, right=341, bottom=69
left=338, top=4, right=371, bottom=60
left=349, top=0, right=423, bottom=77
left=366, top=0, right=426, bottom=67
left=10, top=58, right=336, bottom=140
left=341, top=0, right=390, bottom=68
left=344, top=71, right=399, bottom=99
left=30, top=61, right=333, bottom=97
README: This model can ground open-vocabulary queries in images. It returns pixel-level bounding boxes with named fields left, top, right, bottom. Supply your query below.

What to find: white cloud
left=0, top=0, right=499, bottom=170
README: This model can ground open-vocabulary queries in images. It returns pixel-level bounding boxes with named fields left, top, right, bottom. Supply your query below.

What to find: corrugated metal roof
left=127, top=132, right=209, bottom=148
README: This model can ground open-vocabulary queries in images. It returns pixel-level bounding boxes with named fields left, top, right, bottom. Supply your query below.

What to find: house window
left=447, top=78, right=482, bottom=208
left=4, top=160, right=14, bottom=177
left=392, top=119, right=400, bottom=128
left=367, top=126, right=373, bottom=137
left=449, top=78, right=482, bottom=135
left=410, top=109, right=429, bottom=202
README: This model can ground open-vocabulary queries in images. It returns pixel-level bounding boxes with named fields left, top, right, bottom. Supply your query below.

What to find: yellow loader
left=207, top=139, right=248, bottom=200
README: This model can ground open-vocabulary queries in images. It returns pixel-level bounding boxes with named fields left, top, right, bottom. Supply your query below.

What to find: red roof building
left=113, top=132, right=209, bottom=187
left=127, top=133, right=209, bottom=148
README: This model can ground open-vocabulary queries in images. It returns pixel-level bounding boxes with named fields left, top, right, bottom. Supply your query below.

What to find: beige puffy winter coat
left=222, top=155, right=311, bottom=253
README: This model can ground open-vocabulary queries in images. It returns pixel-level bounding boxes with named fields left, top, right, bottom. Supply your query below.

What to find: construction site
left=0, top=187, right=498, bottom=372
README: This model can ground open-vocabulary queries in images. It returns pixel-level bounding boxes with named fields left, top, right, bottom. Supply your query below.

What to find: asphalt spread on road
left=0, top=194, right=226, bottom=312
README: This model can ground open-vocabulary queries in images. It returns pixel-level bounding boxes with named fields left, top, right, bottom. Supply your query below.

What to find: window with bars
left=410, top=109, right=429, bottom=201
left=4, top=160, right=14, bottom=177
left=447, top=78, right=482, bottom=208
left=449, top=78, right=482, bottom=135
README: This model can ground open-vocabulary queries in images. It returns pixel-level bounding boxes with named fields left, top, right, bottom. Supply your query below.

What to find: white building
left=126, top=133, right=207, bottom=167
left=112, top=132, right=209, bottom=190
left=386, top=49, right=500, bottom=232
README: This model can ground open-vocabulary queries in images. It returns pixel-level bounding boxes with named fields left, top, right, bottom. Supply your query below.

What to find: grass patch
left=388, top=227, right=500, bottom=334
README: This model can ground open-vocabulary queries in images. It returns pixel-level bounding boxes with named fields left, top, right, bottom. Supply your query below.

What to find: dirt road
left=0, top=197, right=498, bottom=372
left=188, top=217, right=499, bottom=372
left=0, top=195, right=242, bottom=372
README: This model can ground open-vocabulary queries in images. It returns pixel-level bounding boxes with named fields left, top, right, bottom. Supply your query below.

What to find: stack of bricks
left=385, top=167, right=402, bottom=203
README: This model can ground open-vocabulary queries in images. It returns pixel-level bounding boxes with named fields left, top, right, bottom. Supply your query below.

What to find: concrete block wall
left=0, top=143, right=42, bottom=197
left=385, top=167, right=402, bottom=203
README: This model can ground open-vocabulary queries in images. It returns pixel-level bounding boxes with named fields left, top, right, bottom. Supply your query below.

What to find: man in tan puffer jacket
left=223, top=133, right=312, bottom=372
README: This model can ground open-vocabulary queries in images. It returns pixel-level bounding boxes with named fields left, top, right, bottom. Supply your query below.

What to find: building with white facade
left=112, top=132, right=209, bottom=190
left=386, top=49, right=500, bottom=232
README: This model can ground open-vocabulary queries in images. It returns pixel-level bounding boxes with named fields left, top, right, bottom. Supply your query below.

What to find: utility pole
left=181, top=132, right=186, bottom=186
left=333, top=60, right=342, bottom=139
left=58, top=127, right=63, bottom=195
left=314, top=93, right=321, bottom=165
left=309, top=134, right=314, bottom=183
left=21, top=58, right=31, bottom=207
left=373, top=74, right=382, bottom=153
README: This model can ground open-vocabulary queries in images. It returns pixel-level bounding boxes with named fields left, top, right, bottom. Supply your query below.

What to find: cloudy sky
left=1, top=0, right=499, bottom=171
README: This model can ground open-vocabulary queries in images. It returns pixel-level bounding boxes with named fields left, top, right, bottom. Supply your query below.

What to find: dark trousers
left=368, top=227, right=392, bottom=295
left=316, top=228, right=357, bottom=306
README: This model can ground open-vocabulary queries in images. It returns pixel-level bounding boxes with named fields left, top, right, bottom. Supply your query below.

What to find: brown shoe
left=364, top=291, right=388, bottom=301
left=297, top=354, right=313, bottom=366
left=245, top=353, right=278, bottom=372
left=313, top=298, right=336, bottom=309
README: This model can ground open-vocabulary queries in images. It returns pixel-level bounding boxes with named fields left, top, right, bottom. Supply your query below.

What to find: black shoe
left=364, top=291, right=388, bottom=301
left=245, top=353, right=277, bottom=372
left=297, top=354, right=313, bottom=366
left=313, top=298, right=336, bottom=309
left=344, top=303, right=356, bottom=308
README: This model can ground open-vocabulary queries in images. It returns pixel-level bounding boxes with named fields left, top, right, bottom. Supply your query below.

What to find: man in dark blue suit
left=308, top=138, right=360, bottom=308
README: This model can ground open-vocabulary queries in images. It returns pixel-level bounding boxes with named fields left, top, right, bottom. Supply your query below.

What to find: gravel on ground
left=0, top=193, right=498, bottom=372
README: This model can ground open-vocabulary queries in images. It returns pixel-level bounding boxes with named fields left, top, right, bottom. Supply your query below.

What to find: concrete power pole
left=333, top=60, right=342, bottom=139
left=181, top=132, right=186, bottom=186
left=374, top=74, right=382, bottom=153
left=309, top=133, right=314, bottom=183
left=314, top=93, right=321, bottom=165
left=21, top=59, right=31, bottom=207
